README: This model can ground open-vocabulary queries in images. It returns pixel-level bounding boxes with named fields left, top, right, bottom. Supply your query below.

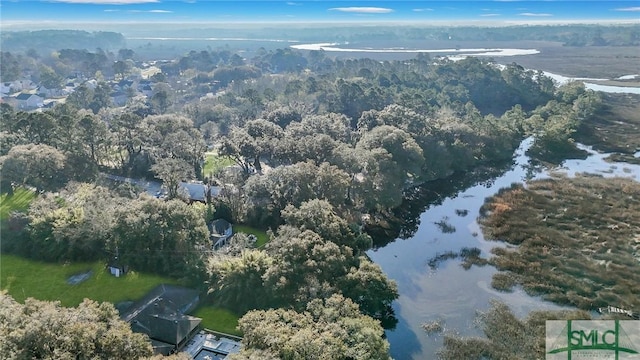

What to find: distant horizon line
left=2, top=18, right=639, bottom=28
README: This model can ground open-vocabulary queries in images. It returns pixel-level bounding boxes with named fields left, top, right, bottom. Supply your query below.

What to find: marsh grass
left=421, top=319, right=444, bottom=335
left=427, top=247, right=487, bottom=270
left=434, top=217, right=456, bottom=234
left=605, top=153, right=640, bottom=165
left=575, top=93, right=640, bottom=154
left=438, top=300, right=591, bottom=360
left=479, top=175, right=640, bottom=310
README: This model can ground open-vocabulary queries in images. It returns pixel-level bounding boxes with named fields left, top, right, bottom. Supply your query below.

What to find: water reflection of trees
left=367, top=160, right=513, bottom=248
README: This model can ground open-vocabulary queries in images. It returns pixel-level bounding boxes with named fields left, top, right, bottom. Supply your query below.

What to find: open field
left=193, top=305, right=242, bottom=336
left=0, top=254, right=177, bottom=307
left=575, top=93, right=640, bottom=154
left=0, top=188, right=35, bottom=220
left=234, top=224, right=270, bottom=248
left=479, top=175, right=640, bottom=310
left=203, top=152, right=234, bottom=177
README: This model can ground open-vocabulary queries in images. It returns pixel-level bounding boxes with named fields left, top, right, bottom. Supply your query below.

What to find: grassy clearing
left=0, top=188, right=36, bottom=220
left=479, top=175, right=640, bottom=310
left=203, top=152, right=234, bottom=177
left=0, top=254, right=176, bottom=307
left=193, top=305, right=242, bottom=336
left=234, top=224, right=269, bottom=248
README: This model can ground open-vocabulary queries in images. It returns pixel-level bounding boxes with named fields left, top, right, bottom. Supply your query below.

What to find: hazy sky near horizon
left=2, top=1, right=639, bottom=24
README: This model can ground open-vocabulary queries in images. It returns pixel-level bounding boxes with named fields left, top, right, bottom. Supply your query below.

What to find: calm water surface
left=368, top=138, right=640, bottom=359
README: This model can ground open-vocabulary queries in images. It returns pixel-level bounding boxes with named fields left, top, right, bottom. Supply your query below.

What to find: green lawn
left=0, top=254, right=176, bottom=307
left=0, top=188, right=36, bottom=220
left=203, top=153, right=234, bottom=177
left=234, top=225, right=269, bottom=248
left=193, top=305, right=242, bottom=336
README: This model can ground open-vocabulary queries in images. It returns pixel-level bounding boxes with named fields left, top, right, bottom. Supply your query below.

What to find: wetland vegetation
left=479, top=175, right=640, bottom=310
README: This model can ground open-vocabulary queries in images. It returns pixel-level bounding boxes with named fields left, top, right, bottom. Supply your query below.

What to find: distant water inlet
left=290, top=42, right=540, bottom=56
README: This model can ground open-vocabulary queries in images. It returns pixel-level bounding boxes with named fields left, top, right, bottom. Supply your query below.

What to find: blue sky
left=1, top=1, right=639, bottom=24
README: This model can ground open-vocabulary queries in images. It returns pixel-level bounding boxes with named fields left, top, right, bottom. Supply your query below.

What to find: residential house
left=140, top=84, right=154, bottom=97
left=180, top=182, right=208, bottom=204
left=120, top=284, right=202, bottom=355
left=1, top=83, right=12, bottom=96
left=210, top=219, right=233, bottom=249
left=110, top=91, right=128, bottom=106
left=85, top=79, right=98, bottom=90
left=37, top=85, right=64, bottom=98
left=10, top=79, right=36, bottom=92
left=15, top=93, right=43, bottom=110
left=184, top=331, right=242, bottom=360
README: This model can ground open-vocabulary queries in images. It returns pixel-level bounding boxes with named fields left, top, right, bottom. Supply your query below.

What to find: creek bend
left=367, top=137, right=640, bottom=359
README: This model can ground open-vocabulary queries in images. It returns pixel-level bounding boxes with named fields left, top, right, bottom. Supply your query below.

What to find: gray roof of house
left=121, top=284, right=202, bottom=348
left=180, top=182, right=207, bottom=202
left=15, top=93, right=34, bottom=100
left=210, top=219, right=232, bottom=237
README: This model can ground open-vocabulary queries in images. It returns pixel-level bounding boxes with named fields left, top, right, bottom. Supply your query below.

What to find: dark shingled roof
left=121, top=284, right=202, bottom=352
left=15, top=93, right=34, bottom=100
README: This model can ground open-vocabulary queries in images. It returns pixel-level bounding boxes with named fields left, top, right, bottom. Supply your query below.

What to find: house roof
left=121, top=284, right=202, bottom=349
left=15, top=93, right=34, bottom=100
left=180, top=182, right=207, bottom=202
left=210, top=219, right=232, bottom=237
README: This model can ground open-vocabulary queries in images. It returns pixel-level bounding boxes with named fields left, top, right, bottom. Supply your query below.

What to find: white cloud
left=51, top=0, right=158, bottom=4
left=480, top=13, right=501, bottom=17
left=328, top=7, right=394, bottom=14
left=615, top=7, right=640, bottom=11
left=412, top=8, right=434, bottom=12
left=286, top=2, right=301, bottom=5
left=104, top=9, right=119, bottom=11
left=127, top=9, right=172, bottom=13
left=519, top=12, right=552, bottom=17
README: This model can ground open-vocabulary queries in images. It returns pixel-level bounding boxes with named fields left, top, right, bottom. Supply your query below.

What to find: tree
left=152, top=157, right=194, bottom=199
left=264, top=230, right=352, bottom=305
left=236, top=294, right=391, bottom=360
left=39, top=65, right=63, bottom=89
left=339, top=258, right=399, bottom=318
left=113, top=60, right=131, bottom=80
left=150, top=83, right=172, bottom=114
left=0, top=144, right=67, bottom=192
left=281, top=199, right=372, bottom=251
left=112, top=197, right=209, bottom=278
left=0, top=292, right=153, bottom=359
left=243, top=161, right=350, bottom=226
left=22, top=182, right=124, bottom=262
left=206, top=250, right=274, bottom=313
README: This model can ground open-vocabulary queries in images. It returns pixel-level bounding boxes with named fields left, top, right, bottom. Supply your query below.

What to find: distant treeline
left=1, top=30, right=125, bottom=54
left=135, top=24, right=640, bottom=47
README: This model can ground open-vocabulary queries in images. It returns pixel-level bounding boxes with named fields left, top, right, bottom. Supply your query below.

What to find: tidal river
left=368, top=136, right=640, bottom=359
